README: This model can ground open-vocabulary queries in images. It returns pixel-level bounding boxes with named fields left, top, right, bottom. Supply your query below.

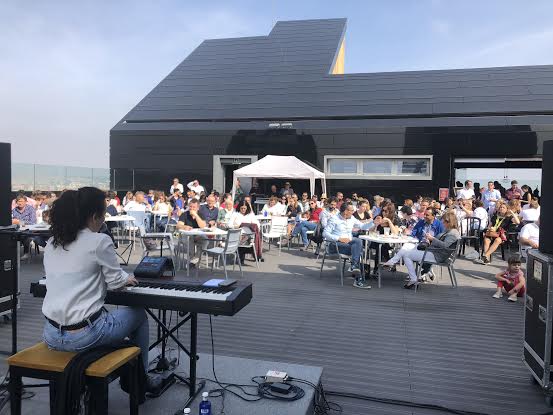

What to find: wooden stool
left=7, top=342, right=141, bottom=415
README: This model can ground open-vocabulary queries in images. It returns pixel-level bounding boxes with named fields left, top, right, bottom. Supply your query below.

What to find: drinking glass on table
left=383, top=227, right=391, bottom=236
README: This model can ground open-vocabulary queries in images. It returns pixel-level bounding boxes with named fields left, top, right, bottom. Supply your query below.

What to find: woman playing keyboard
left=41, top=186, right=161, bottom=392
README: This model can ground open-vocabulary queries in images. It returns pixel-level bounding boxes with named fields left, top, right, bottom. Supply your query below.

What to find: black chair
left=458, top=217, right=481, bottom=257
left=416, top=243, right=459, bottom=292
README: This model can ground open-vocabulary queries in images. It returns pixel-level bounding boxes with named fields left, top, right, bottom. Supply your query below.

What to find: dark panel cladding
left=110, top=125, right=549, bottom=201
left=110, top=18, right=553, bottom=199
left=0, top=143, right=11, bottom=226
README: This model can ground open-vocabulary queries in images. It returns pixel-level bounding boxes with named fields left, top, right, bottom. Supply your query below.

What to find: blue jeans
left=43, top=307, right=149, bottom=371
left=335, top=238, right=363, bottom=268
left=291, top=221, right=317, bottom=245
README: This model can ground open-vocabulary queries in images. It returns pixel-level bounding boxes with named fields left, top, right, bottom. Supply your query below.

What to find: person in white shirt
left=521, top=197, right=540, bottom=222
left=457, top=180, right=475, bottom=200
left=261, top=196, right=283, bottom=216
left=42, top=187, right=161, bottom=392
left=188, top=179, right=206, bottom=195
left=519, top=218, right=540, bottom=249
left=169, top=178, right=184, bottom=195
left=229, top=202, right=260, bottom=229
left=124, top=191, right=152, bottom=212
left=472, top=200, right=488, bottom=230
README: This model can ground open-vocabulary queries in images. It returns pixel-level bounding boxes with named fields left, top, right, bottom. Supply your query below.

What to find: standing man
left=170, top=178, right=184, bottom=195
left=457, top=180, right=475, bottom=200
left=280, top=182, right=294, bottom=197
left=482, top=181, right=502, bottom=214
left=505, top=180, right=522, bottom=201
left=188, top=179, right=206, bottom=196
left=323, top=202, right=380, bottom=289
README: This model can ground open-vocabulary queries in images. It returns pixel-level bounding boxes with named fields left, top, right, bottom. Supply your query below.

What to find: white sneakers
left=493, top=289, right=519, bottom=302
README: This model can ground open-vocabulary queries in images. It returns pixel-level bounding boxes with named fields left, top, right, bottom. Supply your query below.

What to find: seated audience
left=291, top=199, right=323, bottom=250
left=124, top=191, right=151, bottom=212
left=122, top=191, right=134, bottom=206
left=230, top=201, right=262, bottom=264
left=261, top=196, right=283, bottom=216
left=153, top=193, right=172, bottom=229
left=269, top=184, right=279, bottom=197
left=492, top=254, right=526, bottom=302
left=519, top=218, right=540, bottom=251
left=320, top=197, right=339, bottom=228
left=399, top=205, right=417, bottom=231
left=335, top=192, right=344, bottom=209
left=300, top=192, right=310, bottom=212
left=323, top=203, right=379, bottom=289
left=414, top=198, right=431, bottom=220
left=284, top=196, right=303, bottom=240
left=472, top=199, right=488, bottom=230
left=390, top=211, right=460, bottom=289
left=353, top=199, right=372, bottom=223
left=479, top=202, right=519, bottom=264
left=12, top=195, right=37, bottom=259
left=371, top=195, right=384, bottom=217
left=521, top=197, right=540, bottom=223
left=199, top=194, right=219, bottom=227
left=369, top=203, right=401, bottom=274
left=217, top=199, right=235, bottom=228
left=177, top=199, right=207, bottom=266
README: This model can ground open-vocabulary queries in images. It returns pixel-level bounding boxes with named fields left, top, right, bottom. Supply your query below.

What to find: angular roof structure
left=114, top=18, right=553, bottom=129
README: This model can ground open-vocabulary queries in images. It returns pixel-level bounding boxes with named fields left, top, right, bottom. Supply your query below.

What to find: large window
left=324, top=156, right=433, bottom=180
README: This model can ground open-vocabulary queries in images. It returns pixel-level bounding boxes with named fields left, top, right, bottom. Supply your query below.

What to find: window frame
left=324, top=155, right=433, bottom=181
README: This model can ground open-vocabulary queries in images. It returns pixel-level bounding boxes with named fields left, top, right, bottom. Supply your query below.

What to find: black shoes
left=146, top=374, right=163, bottom=394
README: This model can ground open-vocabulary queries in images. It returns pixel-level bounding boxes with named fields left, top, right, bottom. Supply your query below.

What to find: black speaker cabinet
left=0, top=230, right=19, bottom=316
left=0, top=143, right=11, bottom=226
left=540, top=140, right=553, bottom=255
left=524, top=250, right=553, bottom=401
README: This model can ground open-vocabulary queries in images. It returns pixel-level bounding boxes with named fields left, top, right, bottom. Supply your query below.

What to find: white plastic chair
left=198, top=228, right=243, bottom=279
left=262, top=216, right=288, bottom=255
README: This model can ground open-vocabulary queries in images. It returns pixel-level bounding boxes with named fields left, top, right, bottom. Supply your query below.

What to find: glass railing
left=12, top=163, right=110, bottom=191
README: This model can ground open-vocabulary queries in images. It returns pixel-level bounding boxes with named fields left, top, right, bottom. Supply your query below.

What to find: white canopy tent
left=231, top=155, right=326, bottom=200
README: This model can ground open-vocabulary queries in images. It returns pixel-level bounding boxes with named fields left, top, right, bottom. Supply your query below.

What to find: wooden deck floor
left=0, top=243, right=549, bottom=415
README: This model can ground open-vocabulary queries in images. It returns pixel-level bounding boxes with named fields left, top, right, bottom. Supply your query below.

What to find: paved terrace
left=0, top=243, right=549, bottom=415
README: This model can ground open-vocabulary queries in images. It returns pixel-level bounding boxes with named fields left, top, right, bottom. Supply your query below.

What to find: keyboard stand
left=144, top=308, right=205, bottom=409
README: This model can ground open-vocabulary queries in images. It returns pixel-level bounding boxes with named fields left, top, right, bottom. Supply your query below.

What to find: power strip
left=265, top=370, right=288, bottom=383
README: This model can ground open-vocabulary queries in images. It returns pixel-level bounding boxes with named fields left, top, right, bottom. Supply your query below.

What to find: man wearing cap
left=280, top=182, right=294, bottom=197
left=505, top=180, right=522, bottom=201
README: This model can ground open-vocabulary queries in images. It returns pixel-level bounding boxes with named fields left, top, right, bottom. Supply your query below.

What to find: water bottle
left=264, top=210, right=268, bottom=217
left=199, top=391, right=211, bottom=415
left=183, top=409, right=191, bottom=414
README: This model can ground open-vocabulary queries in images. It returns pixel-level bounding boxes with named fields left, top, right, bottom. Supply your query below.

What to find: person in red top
left=492, top=254, right=526, bottom=302
left=291, top=200, right=323, bottom=250
left=505, top=180, right=522, bottom=201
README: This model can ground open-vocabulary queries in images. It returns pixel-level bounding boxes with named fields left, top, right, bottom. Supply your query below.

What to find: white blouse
left=229, top=212, right=260, bottom=229
left=42, top=228, right=129, bottom=325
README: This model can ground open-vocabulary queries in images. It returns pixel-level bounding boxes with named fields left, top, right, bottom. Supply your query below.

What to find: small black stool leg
left=88, top=378, right=109, bottom=415
left=9, top=369, right=22, bottom=415
left=129, top=360, right=139, bottom=415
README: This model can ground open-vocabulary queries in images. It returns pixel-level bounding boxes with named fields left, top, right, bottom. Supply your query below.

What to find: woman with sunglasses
left=229, top=201, right=261, bottom=264
left=290, top=199, right=323, bottom=250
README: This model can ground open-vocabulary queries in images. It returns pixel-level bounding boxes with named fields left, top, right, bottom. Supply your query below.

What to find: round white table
left=359, top=234, right=419, bottom=288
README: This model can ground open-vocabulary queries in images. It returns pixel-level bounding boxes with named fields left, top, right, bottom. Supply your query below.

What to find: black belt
left=46, top=307, right=105, bottom=331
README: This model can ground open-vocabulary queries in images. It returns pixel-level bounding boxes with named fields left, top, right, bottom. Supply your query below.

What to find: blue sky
left=2, top=0, right=553, bottom=167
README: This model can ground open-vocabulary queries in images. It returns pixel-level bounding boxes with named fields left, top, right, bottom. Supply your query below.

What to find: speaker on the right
left=540, top=140, right=553, bottom=255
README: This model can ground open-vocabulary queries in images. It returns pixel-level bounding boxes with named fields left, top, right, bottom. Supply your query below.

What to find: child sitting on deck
left=493, top=254, right=526, bottom=302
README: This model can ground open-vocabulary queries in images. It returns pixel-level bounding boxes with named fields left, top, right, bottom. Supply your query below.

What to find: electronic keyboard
left=31, top=278, right=252, bottom=316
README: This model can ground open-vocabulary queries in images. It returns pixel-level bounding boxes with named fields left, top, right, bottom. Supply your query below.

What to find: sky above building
left=2, top=0, right=553, bottom=168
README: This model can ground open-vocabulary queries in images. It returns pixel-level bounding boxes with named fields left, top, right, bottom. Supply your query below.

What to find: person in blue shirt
left=199, top=195, right=219, bottom=226
left=481, top=181, right=502, bottom=213
left=382, top=207, right=443, bottom=279
left=323, top=202, right=381, bottom=289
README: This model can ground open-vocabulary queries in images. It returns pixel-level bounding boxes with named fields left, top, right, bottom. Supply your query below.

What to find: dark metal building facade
left=110, top=18, right=553, bottom=200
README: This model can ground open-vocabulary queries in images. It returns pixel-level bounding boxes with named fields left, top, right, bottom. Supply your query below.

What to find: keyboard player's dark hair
left=50, top=187, right=107, bottom=249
